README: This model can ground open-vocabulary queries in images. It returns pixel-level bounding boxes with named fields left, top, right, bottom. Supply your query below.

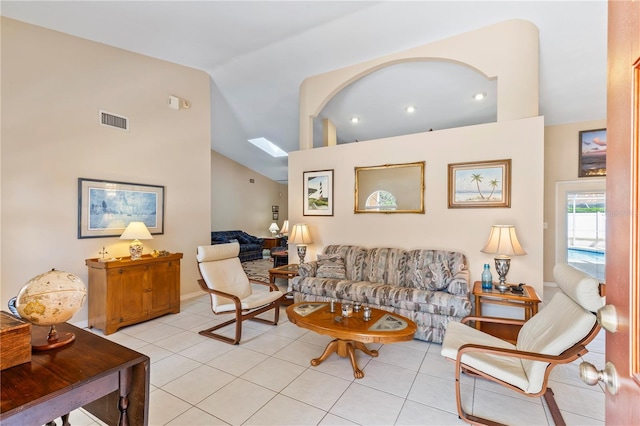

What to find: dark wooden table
left=0, top=322, right=149, bottom=425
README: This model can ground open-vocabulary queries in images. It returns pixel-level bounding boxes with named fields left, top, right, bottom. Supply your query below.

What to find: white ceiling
left=1, top=1, right=608, bottom=183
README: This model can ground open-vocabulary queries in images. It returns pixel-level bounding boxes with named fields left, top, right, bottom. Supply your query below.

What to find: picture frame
left=578, top=128, right=607, bottom=177
left=448, top=159, right=511, bottom=208
left=272, top=212, right=279, bottom=220
left=78, top=178, right=165, bottom=238
left=303, top=169, right=334, bottom=216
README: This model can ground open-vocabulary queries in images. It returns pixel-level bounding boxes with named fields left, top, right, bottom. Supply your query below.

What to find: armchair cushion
left=553, top=263, right=602, bottom=312
left=516, top=291, right=597, bottom=393
left=441, top=322, right=527, bottom=391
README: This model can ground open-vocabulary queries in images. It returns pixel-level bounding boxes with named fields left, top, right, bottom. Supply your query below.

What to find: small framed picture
left=579, top=128, right=607, bottom=177
left=303, top=169, right=334, bottom=216
left=272, top=212, right=279, bottom=220
left=272, top=205, right=279, bottom=212
left=448, top=159, right=511, bottom=208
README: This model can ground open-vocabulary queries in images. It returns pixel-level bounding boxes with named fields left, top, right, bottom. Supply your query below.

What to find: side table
left=472, top=281, right=541, bottom=342
left=262, top=237, right=282, bottom=250
left=269, top=264, right=299, bottom=306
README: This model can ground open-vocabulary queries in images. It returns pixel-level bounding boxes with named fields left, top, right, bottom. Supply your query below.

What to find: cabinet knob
left=118, top=269, right=124, bottom=274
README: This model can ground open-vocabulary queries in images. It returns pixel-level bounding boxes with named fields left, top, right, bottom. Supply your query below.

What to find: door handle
left=597, top=304, right=618, bottom=333
left=579, top=361, right=619, bottom=395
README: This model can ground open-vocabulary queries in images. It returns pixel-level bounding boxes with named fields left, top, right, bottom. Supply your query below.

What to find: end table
left=472, top=281, right=541, bottom=342
left=269, top=264, right=299, bottom=306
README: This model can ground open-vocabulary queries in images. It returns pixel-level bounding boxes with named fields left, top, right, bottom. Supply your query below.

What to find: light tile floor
left=64, top=286, right=604, bottom=426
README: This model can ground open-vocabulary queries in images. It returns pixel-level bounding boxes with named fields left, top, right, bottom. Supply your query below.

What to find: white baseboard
left=181, top=291, right=203, bottom=301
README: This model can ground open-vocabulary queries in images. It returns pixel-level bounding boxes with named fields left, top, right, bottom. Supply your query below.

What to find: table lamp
left=480, top=225, right=526, bottom=291
left=280, top=220, right=289, bottom=236
left=120, top=222, right=153, bottom=260
left=269, top=222, right=280, bottom=236
left=289, top=223, right=313, bottom=263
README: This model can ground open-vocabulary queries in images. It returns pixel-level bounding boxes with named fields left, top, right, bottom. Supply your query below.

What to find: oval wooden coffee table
left=286, top=302, right=417, bottom=378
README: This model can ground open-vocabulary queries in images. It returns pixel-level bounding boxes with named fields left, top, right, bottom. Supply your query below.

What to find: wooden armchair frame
left=452, top=315, right=601, bottom=426
left=196, top=277, right=280, bottom=345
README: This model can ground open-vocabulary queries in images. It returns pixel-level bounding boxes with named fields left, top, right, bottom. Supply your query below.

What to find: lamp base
left=494, top=256, right=511, bottom=291
left=129, top=239, right=143, bottom=260
left=297, top=245, right=307, bottom=264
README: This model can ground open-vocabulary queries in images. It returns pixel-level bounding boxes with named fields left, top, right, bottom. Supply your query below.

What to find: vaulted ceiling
left=1, top=1, right=607, bottom=183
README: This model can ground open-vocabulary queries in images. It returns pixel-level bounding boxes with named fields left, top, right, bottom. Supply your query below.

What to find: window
left=365, top=190, right=397, bottom=211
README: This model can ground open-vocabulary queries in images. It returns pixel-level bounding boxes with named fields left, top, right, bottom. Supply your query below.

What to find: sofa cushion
left=316, top=254, right=346, bottom=279
left=292, top=277, right=471, bottom=317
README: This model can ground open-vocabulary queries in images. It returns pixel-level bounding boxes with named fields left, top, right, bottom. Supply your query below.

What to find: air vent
left=99, top=110, right=129, bottom=131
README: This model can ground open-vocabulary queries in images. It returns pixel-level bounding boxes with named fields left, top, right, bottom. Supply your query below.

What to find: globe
left=14, top=269, right=87, bottom=350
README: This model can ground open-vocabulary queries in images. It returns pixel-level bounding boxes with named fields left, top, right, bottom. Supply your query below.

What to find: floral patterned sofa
left=291, top=245, right=471, bottom=343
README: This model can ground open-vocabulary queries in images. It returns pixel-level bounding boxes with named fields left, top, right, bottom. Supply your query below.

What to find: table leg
left=311, top=339, right=339, bottom=366
left=310, top=339, right=378, bottom=379
left=118, top=367, right=132, bottom=426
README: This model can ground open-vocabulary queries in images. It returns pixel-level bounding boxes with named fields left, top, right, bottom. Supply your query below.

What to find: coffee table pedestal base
left=311, top=339, right=378, bottom=378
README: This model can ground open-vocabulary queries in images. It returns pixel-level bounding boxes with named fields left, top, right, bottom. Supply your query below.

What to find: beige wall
left=543, top=119, right=607, bottom=281
left=291, top=19, right=544, bottom=310
left=211, top=150, right=288, bottom=238
left=1, top=18, right=211, bottom=323
left=299, top=19, right=539, bottom=149
left=289, top=117, right=545, bottom=298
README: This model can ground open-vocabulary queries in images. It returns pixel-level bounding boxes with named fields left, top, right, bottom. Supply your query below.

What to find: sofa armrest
left=447, top=268, right=470, bottom=296
left=298, top=261, right=319, bottom=277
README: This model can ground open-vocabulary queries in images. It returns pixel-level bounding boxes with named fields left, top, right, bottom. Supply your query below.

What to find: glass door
left=566, top=191, right=606, bottom=281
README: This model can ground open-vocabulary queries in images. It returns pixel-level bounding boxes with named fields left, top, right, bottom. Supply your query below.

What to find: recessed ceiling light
left=248, top=137, right=288, bottom=157
left=350, top=117, right=360, bottom=123
left=405, top=106, right=416, bottom=113
left=474, top=92, right=487, bottom=100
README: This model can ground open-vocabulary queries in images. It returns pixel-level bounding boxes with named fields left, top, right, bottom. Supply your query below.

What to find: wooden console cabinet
left=86, top=253, right=183, bottom=335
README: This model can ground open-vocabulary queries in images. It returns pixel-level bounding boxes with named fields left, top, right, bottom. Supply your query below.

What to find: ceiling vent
left=99, top=110, right=129, bottom=131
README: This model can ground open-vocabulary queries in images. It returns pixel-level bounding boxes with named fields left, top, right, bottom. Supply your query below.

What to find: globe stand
left=32, top=324, right=76, bottom=351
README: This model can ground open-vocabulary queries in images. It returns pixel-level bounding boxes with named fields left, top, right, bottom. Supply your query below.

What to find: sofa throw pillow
left=316, top=254, right=347, bottom=279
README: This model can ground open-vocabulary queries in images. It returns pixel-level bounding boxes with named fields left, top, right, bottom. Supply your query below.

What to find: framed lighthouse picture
left=303, top=170, right=334, bottom=216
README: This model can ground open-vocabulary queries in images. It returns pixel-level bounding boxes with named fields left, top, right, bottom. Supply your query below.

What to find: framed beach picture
left=579, top=128, right=607, bottom=177
left=78, top=178, right=165, bottom=238
left=448, top=159, right=511, bottom=208
left=303, top=169, right=334, bottom=216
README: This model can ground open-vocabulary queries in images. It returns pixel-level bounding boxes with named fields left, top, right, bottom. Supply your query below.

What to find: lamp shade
left=481, top=225, right=526, bottom=256
left=269, top=222, right=280, bottom=233
left=120, top=222, right=153, bottom=240
left=289, top=223, right=313, bottom=245
left=280, top=220, right=289, bottom=235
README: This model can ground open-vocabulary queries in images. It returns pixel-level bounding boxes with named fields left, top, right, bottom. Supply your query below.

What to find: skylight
left=248, top=137, right=288, bottom=158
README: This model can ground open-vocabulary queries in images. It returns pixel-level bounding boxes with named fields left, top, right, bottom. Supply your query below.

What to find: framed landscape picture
left=303, top=169, right=334, bottom=216
left=78, top=178, right=164, bottom=238
left=579, top=128, right=607, bottom=177
left=448, top=159, right=511, bottom=208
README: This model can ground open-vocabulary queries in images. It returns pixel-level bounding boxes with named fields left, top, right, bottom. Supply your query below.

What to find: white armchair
left=197, top=242, right=282, bottom=345
left=441, top=263, right=604, bottom=425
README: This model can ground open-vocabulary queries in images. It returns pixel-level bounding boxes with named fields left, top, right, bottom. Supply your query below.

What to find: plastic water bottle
left=481, top=264, right=493, bottom=290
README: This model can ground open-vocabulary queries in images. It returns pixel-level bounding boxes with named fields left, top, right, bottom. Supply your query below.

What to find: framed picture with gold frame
left=448, top=159, right=511, bottom=208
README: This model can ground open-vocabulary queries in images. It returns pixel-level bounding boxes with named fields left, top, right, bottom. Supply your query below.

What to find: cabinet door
left=147, top=260, right=179, bottom=314
left=107, top=265, right=147, bottom=324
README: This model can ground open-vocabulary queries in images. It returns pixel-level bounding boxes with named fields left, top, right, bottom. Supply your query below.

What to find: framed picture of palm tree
left=448, top=159, right=511, bottom=208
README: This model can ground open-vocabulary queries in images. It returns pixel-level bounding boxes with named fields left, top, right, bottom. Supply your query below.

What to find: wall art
left=303, top=170, right=334, bottom=216
left=78, top=178, right=164, bottom=238
left=448, top=159, right=511, bottom=208
left=578, top=128, right=607, bottom=177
